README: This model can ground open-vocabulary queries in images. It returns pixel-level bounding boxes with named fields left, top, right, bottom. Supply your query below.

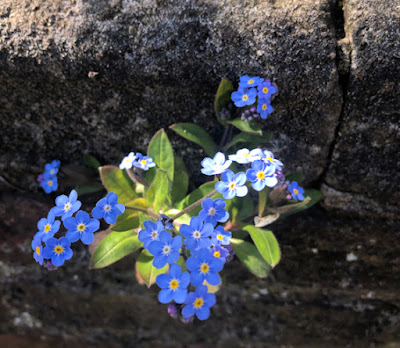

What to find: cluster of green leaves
left=89, top=78, right=322, bottom=284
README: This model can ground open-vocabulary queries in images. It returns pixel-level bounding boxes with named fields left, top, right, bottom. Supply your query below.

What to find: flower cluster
left=32, top=190, right=125, bottom=268
left=138, top=198, right=232, bottom=321
left=119, top=152, right=156, bottom=171
left=202, top=149, right=304, bottom=201
left=37, top=160, right=60, bottom=194
left=231, top=75, right=277, bottom=120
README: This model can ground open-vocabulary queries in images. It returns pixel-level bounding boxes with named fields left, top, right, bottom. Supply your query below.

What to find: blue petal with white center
left=50, top=189, right=81, bottom=221
left=215, top=169, right=248, bottom=200
left=201, top=152, right=232, bottom=176
left=246, top=160, right=277, bottom=191
left=92, top=192, right=125, bottom=225
left=148, top=232, right=182, bottom=269
left=198, top=198, right=229, bottom=227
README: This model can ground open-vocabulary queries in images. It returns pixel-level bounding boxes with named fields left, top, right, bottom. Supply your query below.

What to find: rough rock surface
left=324, top=0, right=400, bottom=208
left=0, top=0, right=341, bottom=191
left=1, top=192, right=400, bottom=347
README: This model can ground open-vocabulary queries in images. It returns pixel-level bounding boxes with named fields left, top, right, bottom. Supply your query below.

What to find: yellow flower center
left=194, top=298, right=204, bottom=309
left=242, top=95, right=248, bottom=101
left=267, top=156, right=274, bottom=162
left=248, top=79, right=254, bottom=84
left=151, top=231, right=158, bottom=239
left=169, top=279, right=179, bottom=290
left=47, top=180, right=53, bottom=186
left=229, top=182, right=236, bottom=190
left=50, top=169, right=54, bottom=174
left=262, top=104, right=267, bottom=110
left=36, top=246, right=41, bottom=255
left=141, top=160, right=147, bottom=165
left=44, top=224, right=51, bottom=232
left=208, top=208, right=216, bottom=216
left=217, top=234, right=223, bottom=241
left=64, top=202, right=72, bottom=211
left=54, top=245, right=64, bottom=254
left=293, top=188, right=299, bottom=195
left=213, top=251, right=221, bottom=258
left=257, top=171, right=265, bottom=180
left=77, top=223, right=86, bottom=232
left=200, top=263, right=209, bottom=273
left=244, top=154, right=249, bottom=158
left=263, top=87, right=269, bottom=94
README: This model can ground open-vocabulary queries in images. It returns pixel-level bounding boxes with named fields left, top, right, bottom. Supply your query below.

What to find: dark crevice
left=314, top=0, right=351, bottom=189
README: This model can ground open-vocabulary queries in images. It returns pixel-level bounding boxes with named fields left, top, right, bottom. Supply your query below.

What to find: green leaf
left=83, top=154, right=101, bottom=173
left=280, top=189, right=322, bottom=217
left=243, top=226, right=281, bottom=267
left=89, top=230, right=141, bottom=269
left=214, top=78, right=234, bottom=126
left=170, top=123, right=217, bottom=157
left=230, top=238, right=271, bottom=278
left=225, top=195, right=255, bottom=223
left=74, top=183, right=104, bottom=196
left=111, top=210, right=140, bottom=232
left=228, top=118, right=262, bottom=135
left=99, top=166, right=138, bottom=203
left=286, top=173, right=303, bottom=183
left=147, top=129, right=174, bottom=181
left=258, top=189, right=268, bottom=217
left=171, top=157, right=189, bottom=204
left=138, top=212, right=151, bottom=229
left=176, top=180, right=218, bottom=217
left=147, top=168, right=169, bottom=213
left=135, top=249, right=169, bottom=288
left=223, top=131, right=273, bottom=151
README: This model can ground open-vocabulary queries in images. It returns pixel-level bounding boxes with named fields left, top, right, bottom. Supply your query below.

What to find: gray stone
left=0, top=0, right=341, bottom=191
left=324, top=0, right=400, bottom=208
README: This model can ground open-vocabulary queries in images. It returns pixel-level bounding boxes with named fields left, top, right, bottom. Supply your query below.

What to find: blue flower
left=40, top=176, right=58, bottom=194
left=180, top=216, right=213, bottom=251
left=228, top=148, right=263, bottom=164
left=31, top=236, right=44, bottom=265
left=133, top=153, right=156, bottom=170
left=92, top=192, right=125, bottom=225
left=257, top=80, right=277, bottom=99
left=155, top=263, right=190, bottom=304
left=201, top=152, right=232, bottom=176
left=160, top=214, right=174, bottom=230
left=260, top=150, right=283, bottom=171
left=186, top=248, right=224, bottom=286
left=238, top=75, right=264, bottom=88
left=44, top=162, right=59, bottom=176
left=182, top=285, right=216, bottom=321
left=119, top=152, right=136, bottom=170
left=211, top=225, right=232, bottom=246
left=64, top=211, right=100, bottom=245
left=211, top=245, right=229, bottom=263
left=50, top=189, right=81, bottom=221
left=51, top=160, right=61, bottom=168
left=148, top=231, right=182, bottom=269
left=35, top=211, right=61, bottom=243
left=138, top=220, right=165, bottom=249
left=288, top=181, right=305, bottom=201
left=215, top=170, right=248, bottom=199
left=246, top=160, right=277, bottom=191
left=198, top=198, right=229, bottom=227
left=231, top=88, right=257, bottom=107
left=257, top=99, right=274, bottom=119
left=42, top=237, right=73, bottom=267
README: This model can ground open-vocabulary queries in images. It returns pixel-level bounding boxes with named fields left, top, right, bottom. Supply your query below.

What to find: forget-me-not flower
left=201, top=152, right=232, bottom=176
left=92, top=192, right=125, bottom=225
left=50, top=189, right=81, bottom=221
left=215, top=170, right=248, bottom=199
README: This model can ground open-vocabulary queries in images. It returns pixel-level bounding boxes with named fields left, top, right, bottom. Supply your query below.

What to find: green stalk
left=258, top=188, right=268, bottom=217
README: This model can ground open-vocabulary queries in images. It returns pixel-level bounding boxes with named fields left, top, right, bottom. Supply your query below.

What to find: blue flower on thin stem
left=180, top=216, right=213, bottom=251
left=44, top=162, right=59, bottom=176
left=211, top=225, right=232, bottom=246
left=42, top=237, right=73, bottom=267
left=186, top=248, right=224, bottom=286
left=182, top=285, right=216, bottom=321
left=31, top=236, right=44, bottom=265
left=261, top=150, right=283, bottom=171
left=92, top=192, right=125, bottom=225
left=148, top=231, right=182, bottom=269
left=64, top=211, right=100, bottom=245
left=50, top=189, right=81, bottom=221
left=257, top=99, right=273, bottom=119
left=246, top=160, right=277, bottom=191
left=138, top=220, right=165, bottom=249
left=155, top=263, right=190, bottom=304
left=257, top=80, right=277, bottom=99
left=288, top=181, right=305, bottom=201
left=35, top=211, right=61, bottom=243
left=198, top=198, right=229, bottom=227
left=215, top=169, right=248, bottom=199
left=238, top=75, right=264, bottom=88
left=201, top=152, right=232, bottom=176
left=133, top=153, right=156, bottom=171
left=231, top=88, right=257, bottom=107
left=40, top=176, right=58, bottom=194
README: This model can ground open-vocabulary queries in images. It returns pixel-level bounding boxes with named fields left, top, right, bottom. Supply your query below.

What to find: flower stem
left=125, top=169, right=150, bottom=187
left=171, top=189, right=218, bottom=221
left=125, top=205, right=161, bottom=220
